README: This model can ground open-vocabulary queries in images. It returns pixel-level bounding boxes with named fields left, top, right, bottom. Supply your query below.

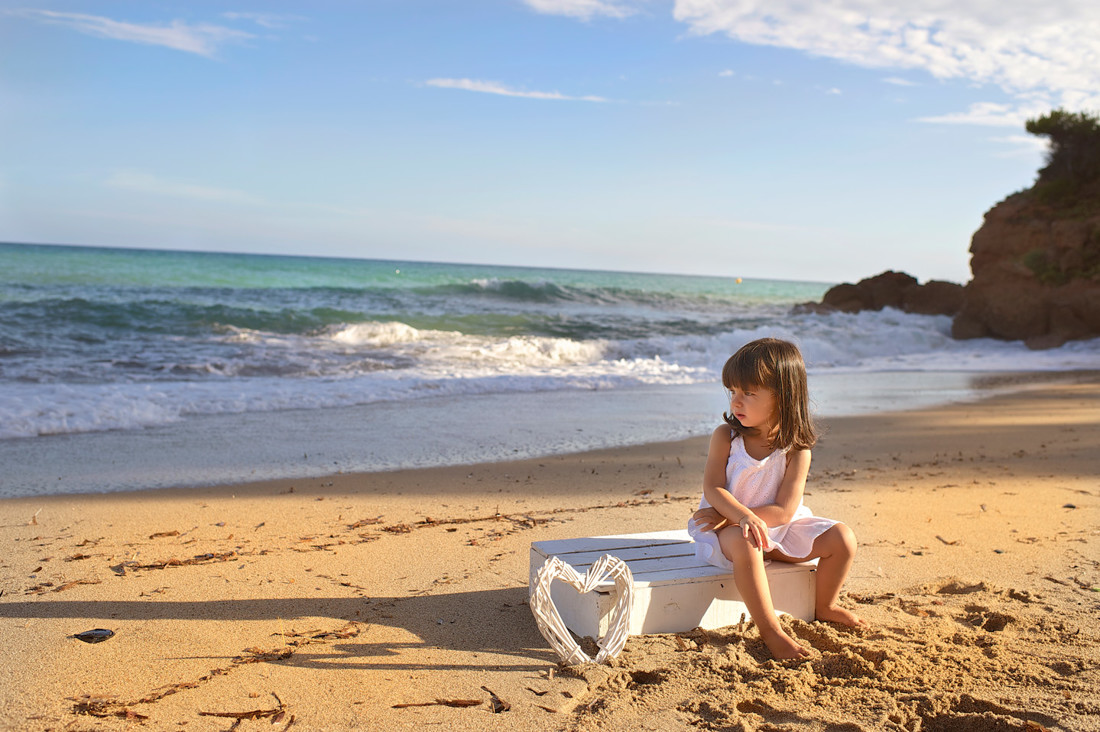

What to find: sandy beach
left=1, top=378, right=1098, bottom=731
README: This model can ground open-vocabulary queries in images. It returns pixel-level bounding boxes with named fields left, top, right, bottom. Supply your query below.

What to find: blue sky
left=3, top=1, right=1098, bottom=283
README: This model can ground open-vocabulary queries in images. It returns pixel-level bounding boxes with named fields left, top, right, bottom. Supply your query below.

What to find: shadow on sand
left=0, top=586, right=560, bottom=672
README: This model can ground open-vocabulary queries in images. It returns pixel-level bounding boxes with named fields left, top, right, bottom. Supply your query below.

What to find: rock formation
left=951, top=191, right=1100, bottom=348
left=809, top=189, right=1099, bottom=349
left=810, top=110, right=1100, bottom=348
left=814, top=271, right=964, bottom=317
left=952, top=110, right=1100, bottom=348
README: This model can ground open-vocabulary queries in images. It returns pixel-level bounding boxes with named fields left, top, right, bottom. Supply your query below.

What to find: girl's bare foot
left=760, top=627, right=812, bottom=660
left=816, top=604, right=866, bottom=627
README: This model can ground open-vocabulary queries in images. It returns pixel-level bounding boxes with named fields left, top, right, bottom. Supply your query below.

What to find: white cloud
left=719, top=69, right=735, bottom=77
left=11, top=9, right=253, bottom=57
left=916, top=101, right=1049, bottom=126
left=425, top=78, right=608, bottom=102
left=883, top=76, right=918, bottom=87
left=105, top=171, right=264, bottom=205
left=670, top=1, right=1100, bottom=123
left=221, top=12, right=305, bottom=30
left=523, top=0, right=639, bottom=20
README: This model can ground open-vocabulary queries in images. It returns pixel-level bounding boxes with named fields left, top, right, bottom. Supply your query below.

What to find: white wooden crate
left=530, top=529, right=816, bottom=639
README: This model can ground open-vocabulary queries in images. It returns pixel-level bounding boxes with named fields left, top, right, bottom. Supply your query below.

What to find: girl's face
left=727, top=383, right=777, bottom=431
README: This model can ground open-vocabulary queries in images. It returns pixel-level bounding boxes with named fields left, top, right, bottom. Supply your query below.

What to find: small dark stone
left=73, top=628, right=114, bottom=644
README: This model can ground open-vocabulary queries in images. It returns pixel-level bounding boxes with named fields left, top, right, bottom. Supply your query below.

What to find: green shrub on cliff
left=1021, top=109, right=1100, bottom=216
left=1014, top=110, right=1100, bottom=285
left=1021, top=249, right=1065, bottom=286
left=1026, top=109, right=1100, bottom=184
left=1021, top=223, right=1100, bottom=286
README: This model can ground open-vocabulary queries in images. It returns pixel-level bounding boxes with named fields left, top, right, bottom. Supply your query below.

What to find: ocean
left=2, top=242, right=1098, bottom=497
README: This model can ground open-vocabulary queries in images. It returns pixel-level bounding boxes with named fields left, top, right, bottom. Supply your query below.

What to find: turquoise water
left=1, top=242, right=825, bottom=299
left=1, top=241, right=1097, bottom=497
left=1, top=242, right=839, bottom=439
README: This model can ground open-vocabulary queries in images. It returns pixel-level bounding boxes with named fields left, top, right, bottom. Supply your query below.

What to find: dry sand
left=0, top=379, right=1097, bottom=731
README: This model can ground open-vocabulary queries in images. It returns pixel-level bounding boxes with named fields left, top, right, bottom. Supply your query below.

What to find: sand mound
left=563, top=579, right=1099, bottom=731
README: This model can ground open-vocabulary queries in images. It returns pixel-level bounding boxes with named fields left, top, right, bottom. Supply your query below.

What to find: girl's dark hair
left=722, top=337, right=817, bottom=451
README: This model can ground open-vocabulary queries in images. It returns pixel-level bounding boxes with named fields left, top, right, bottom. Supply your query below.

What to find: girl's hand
left=738, top=513, right=771, bottom=551
left=692, top=507, right=728, bottom=532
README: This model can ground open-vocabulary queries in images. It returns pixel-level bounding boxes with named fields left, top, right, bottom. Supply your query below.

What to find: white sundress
left=688, top=433, right=837, bottom=571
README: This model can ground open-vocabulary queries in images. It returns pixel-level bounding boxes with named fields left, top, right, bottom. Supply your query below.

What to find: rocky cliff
left=951, top=190, right=1100, bottom=349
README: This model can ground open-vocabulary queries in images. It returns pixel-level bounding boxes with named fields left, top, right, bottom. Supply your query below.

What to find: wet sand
left=0, top=379, right=1097, bottom=731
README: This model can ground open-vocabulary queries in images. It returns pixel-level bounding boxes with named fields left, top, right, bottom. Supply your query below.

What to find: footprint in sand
left=960, top=604, right=1016, bottom=632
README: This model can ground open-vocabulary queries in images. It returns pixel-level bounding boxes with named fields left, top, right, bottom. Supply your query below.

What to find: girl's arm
left=699, top=425, right=753, bottom=523
left=748, top=448, right=811, bottom=526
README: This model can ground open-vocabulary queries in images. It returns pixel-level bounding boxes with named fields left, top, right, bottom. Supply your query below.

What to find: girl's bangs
left=723, top=351, right=773, bottom=390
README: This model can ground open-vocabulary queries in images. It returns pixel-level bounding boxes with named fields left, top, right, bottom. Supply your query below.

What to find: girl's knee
left=831, top=522, right=857, bottom=556
left=717, top=526, right=758, bottom=561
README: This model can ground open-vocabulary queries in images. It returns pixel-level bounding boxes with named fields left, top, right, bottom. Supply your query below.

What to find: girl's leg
left=768, top=523, right=865, bottom=627
left=717, top=526, right=811, bottom=660
left=812, top=523, right=863, bottom=626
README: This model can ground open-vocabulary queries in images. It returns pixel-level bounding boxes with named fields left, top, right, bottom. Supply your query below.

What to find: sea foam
left=2, top=307, right=1097, bottom=439
left=2, top=244, right=1098, bottom=442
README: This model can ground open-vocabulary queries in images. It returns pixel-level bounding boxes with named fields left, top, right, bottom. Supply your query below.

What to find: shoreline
left=1, top=377, right=1098, bottom=730
left=3, top=368, right=1098, bottom=500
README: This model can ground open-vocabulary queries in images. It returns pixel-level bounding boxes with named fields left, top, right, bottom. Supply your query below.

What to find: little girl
left=689, top=337, right=863, bottom=660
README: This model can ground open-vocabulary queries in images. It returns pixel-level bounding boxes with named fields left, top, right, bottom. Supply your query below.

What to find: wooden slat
left=628, top=566, right=729, bottom=585
left=531, top=530, right=690, bottom=556
left=633, top=560, right=815, bottom=587
left=535, top=543, right=695, bottom=567
left=593, top=552, right=707, bottom=575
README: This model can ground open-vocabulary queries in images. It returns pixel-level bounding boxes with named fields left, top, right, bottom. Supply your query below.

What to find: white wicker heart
left=530, top=553, right=633, bottom=665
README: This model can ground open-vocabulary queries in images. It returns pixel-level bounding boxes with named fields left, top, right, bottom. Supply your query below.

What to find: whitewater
left=1, top=242, right=1097, bottom=496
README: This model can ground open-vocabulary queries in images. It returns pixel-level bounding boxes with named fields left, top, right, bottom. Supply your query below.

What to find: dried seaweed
left=378, top=496, right=692, bottom=538
left=309, top=622, right=362, bottom=641
left=273, top=622, right=364, bottom=647
left=68, top=623, right=354, bottom=719
left=199, top=692, right=287, bottom=723
left=482, top=686, right=511, bottom=713
left=26, top=578, right=100, bottom=595
left=238, top=647, right=295, bottom=663
left=69, top=696, right=148, bottom=721
left=149, top=530, right=181, bottom=539
left=347, top=517, right=383, bottom=529
left=70, top=655, right=281, bottom=718
left=382, top=523, right=413, bottom=533
left=112, top=551, right=237, bottom=574
left=392, top=699, right=482, bottom=709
